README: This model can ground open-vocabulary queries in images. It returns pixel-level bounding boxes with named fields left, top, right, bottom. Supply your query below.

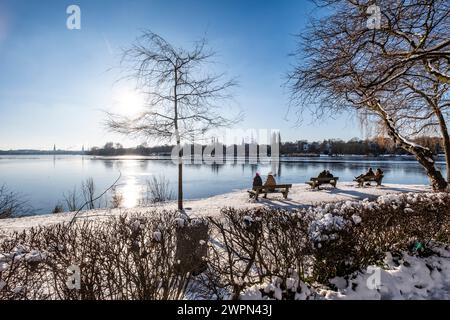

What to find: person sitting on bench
left=375, top=168, right=383, bottom=178
left=318, top=170, right=328, bottom=178
left=354, top=167, right=384, bottom=187
left=306, top=171, right=338, bottom=189
left=355, top=167, right=374, bottom=180
left=366, top=168, right=375, bottom=177
left=264, top=173, right=277, bottom=195
left=252, top=173, right=263, bottom=189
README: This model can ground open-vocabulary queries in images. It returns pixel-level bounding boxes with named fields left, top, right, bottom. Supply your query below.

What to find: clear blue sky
left=0, top=0, right=363, bottom=150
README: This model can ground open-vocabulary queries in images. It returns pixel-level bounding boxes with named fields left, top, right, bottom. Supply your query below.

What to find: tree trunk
left=174, top=67, right=183, bottom=210
left=374, top=102, right=448, bottom=191
left=410, top=84, right=450, bottom=183
left=432, top=102, right=450, bottom=182
left=178, top=154, right=183, bottom=210
left=443, top=137, right=450, bottom=182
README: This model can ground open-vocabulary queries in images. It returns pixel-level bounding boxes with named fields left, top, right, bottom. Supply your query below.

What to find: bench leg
left=255, top=190, right=259, bottom=201
left=283, top=190, right=288, bottom=199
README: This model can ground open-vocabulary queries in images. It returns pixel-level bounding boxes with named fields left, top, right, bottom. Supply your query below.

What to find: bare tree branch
left=287, top=0, right=450, bottom=190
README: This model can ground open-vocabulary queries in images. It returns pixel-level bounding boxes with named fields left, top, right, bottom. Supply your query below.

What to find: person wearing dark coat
left=253, top=173, right=263, bottom=189
left=263, top=173, right=277, bottom=198
left=375, top=168, right=383, bottom=177
left=366, top=167, right=375, bottom=177
left=264, top=173, right=277, bottom=190
left=355, top=167, right=375, bottom=180
left=318, top=170, right=328, bottom=178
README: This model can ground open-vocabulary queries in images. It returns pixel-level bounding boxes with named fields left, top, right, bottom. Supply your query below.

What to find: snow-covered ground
left=0, top=182, right=429, bottom=234
left=241, top=243, right=450, bottom=300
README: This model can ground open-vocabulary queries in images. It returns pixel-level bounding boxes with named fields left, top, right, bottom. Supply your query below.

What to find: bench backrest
left=253, top=184, right=292, bottom=190
left=310, top=177, right=339, bottom=182
left=363, top=175, right=383, bottom=181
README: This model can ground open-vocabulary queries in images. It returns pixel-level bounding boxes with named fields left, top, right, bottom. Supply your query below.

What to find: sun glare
left=111, top=87, right=145, bottom=116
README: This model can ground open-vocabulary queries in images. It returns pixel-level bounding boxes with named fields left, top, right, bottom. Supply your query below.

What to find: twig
left=68, top=172, right=122, bottom=227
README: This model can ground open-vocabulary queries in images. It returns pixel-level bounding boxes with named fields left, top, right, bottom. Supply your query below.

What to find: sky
left=0, top=0, right=364, bottom=150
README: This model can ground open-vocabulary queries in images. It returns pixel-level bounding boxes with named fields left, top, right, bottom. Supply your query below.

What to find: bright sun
left=111, top=87, right=145, bottom=116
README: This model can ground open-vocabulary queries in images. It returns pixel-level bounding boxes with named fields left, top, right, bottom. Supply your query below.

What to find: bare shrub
left=308, top=193, right=450, bottom=283
left=64, top=175, right=120, bottom=213
left=205, top=208, right=311, bottom=300
left=1, top=192, right=449, bottom=300
left=81, top=178, right=96, bottom=210
left=204, top=192, right=450, bottom=299
left=0, top=211, right=206, bottom=300
left=0, top=185, right=29, bottom=219
left=110, top=188, right=124, bottom=209
left=63, top=187, right=79, bottom=212
left=141, top=176, right=173, bottom=205
left=52, top=204, right=64, bottom=214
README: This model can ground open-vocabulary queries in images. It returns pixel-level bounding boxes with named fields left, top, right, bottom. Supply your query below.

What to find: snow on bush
left=0, top=210, right=208, bottom=300
left=240, top=243, right=450, bottom=300
left=0, top=192, right=449, bottom=300
left=318, top=243, right=450, bottom=300
left=206, top=192, right=450, bottom=299
left=304, top=192, right=449, bottom=246
left=241, top=274, right=314, bottom=300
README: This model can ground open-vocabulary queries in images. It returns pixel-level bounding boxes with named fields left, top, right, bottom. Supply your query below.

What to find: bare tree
left=288, top=0, right=450, bottom=190
left=107, top=31, right=239, bottom=210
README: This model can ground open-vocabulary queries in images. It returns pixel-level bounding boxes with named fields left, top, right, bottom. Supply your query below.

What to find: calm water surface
left=0, top=155, right=445, bottom=215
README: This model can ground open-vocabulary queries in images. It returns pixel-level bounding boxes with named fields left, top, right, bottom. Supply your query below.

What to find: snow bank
left=241, top=243, right=450, bottom=300
left=321, top=244, right=450, bottom=300
left=0, top=183, right=430, bottom=233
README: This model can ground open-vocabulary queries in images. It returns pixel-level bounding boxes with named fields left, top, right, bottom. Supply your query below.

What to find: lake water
left=0, top=155, right=446, bottom=215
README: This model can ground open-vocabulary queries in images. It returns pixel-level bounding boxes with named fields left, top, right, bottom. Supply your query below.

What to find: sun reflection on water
left=120, top=176, right=141, bottom=208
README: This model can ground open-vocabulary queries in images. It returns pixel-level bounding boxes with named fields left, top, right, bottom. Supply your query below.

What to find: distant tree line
left=87, top=136, right=445, bottom=157
left=282, top=137, right=443, bottom=156
left=88, top=142, right=174, bottom=156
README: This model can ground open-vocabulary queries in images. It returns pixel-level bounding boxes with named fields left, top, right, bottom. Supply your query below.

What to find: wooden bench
left=354, top=175, right=383, bottom=187
left=306, top=177, right=339, bottom=190
left=248, top=184, right=293, bottom=201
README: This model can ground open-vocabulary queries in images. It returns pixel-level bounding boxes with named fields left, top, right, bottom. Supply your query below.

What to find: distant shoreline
left=1, top=153, right=447, bottom=163
left=0, top=151, right=85, bottom=156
